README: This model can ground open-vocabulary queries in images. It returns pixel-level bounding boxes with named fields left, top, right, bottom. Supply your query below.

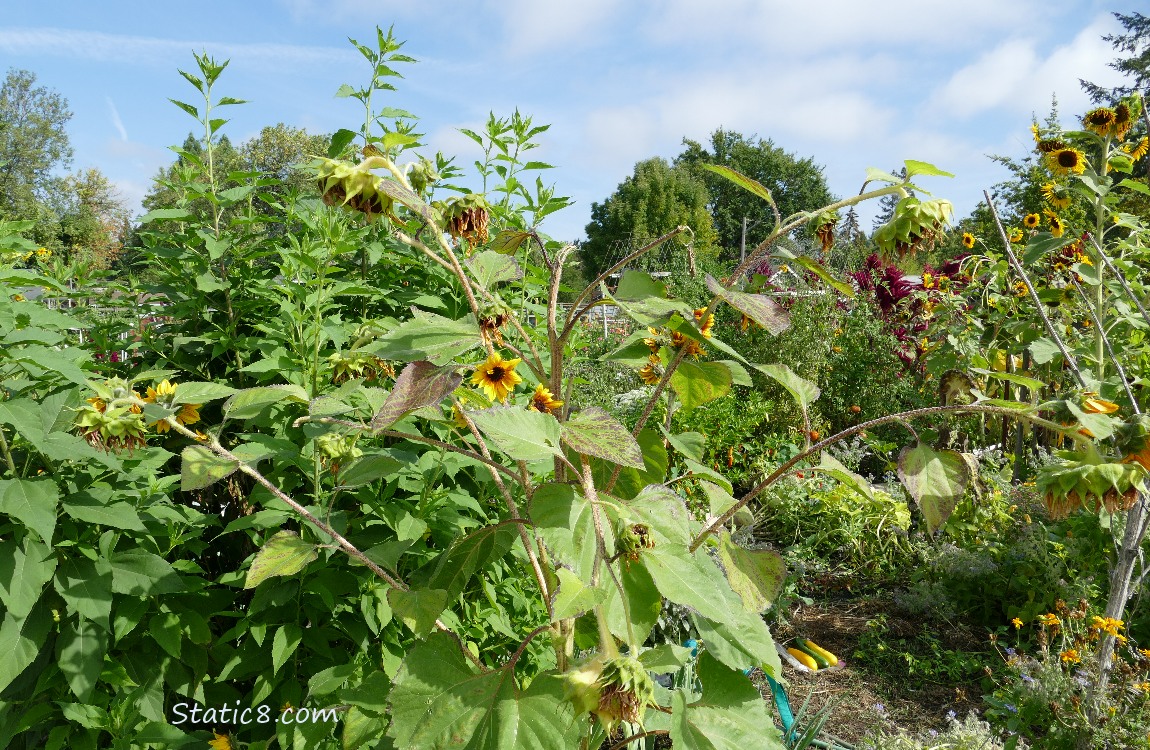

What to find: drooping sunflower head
left=1047, top=213, right=1066, bottom=238
left=1124, top=136, right=1149, bottom=162
left=1037, top=138, right=1068, bottom=154
left=638, top=354, right=662, bottom=385
left=529, top=384, right=563, bottom=414
left=1008, top=227, right=1024, bottom=243
left=1082, top=107, right=1117, bottom=136
left=692, top=307, right=714, bottom=338
left=440, top=193, right=491, bottom=245
left=670, top=330, right=706, bottom=359
left=1041, top=182, right=1072, bottom=210
left=1023, top=213, right=1041, bottom=229
left=1113, top=101, right=1133, bottom=140
left=961, top=232, right=975, bottom=249
left=1048, top=148, right=1087, bottom=176
left=470, top=352, right=522, bottom=402
left=312, top=156, right=393, bottom=221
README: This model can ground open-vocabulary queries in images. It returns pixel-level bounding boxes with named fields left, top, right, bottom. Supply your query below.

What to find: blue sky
left=0, top=1, right=1135, bottom=242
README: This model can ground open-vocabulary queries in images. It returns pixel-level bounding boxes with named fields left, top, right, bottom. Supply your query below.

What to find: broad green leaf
left=973, top=368, right=1045, bottom=395
left=308, top=663, right=357, bottom=697
left=607, top=270, right=694, bottom=327
left=342, top=705, right=388, bottom=750
left=810, top=452, right=874, bottom=501
left=561, top=407, right=644, bottom=468
left=148, top=612, right=182, bottom=659
left=223, top=384, right=310, bottom=420
left=551, top=567, right=607, bottom=621
left=180, top=445, right=239, bottom=491
left=62, top=497, right=146, bottom=531
left=670, top=653, right=788, bottom=750
left=489, top=229, right=532, bottom=255
left=754, top=363, right=819, bottom=417
left=639, top=644, right=692, bottom=672
left=702, top=164, right=775, bottom=206
left=470, top=406, right=562, bottom=462
left=0, top=478, right=60, bottom=544
left=0, top=537, right=55, bottom=620
left=388, top=632, right=580, bottom=748
left=530, top=484, right=598, bottom=582
left=627, top=485, right=693, bottom=545
left=408, top=523, right=518, bottom=601
left=897, top=442, right=971, bottom=534
left=465, top=250, right=523, bottom=287
left=661, top=429, right=706, bottom=462
left=864, top=166, right=903, bottom=185
left=773, top=249, right=856, bottom=297
left=171, top=381, right=237, bottom=405
left=55, top=616, right=107, bottom=703
left=718, top=533, right=785, bottom=613
left=339, top=670, right=392, bottom=712
left=1028, top=337, right=1062, bottom=365
left=590, top=428, right=669, bottom=500
left=0, top=604, right=52, bottom=694
left=693, top=614, right=783, bottom=681
left=1066, top=401, right=1116, bottom=440
left=904, top=159, right=954, bottom=179
left=139, top=207, right=195, bottom=223
left=603, top=559, right=662, bottom=646
left=109, top=547, right=184, bottom=593
left=54, top=557, right=113, bottom=630
left=337, top=453, right=404, bottom=488
left=369, top=311, right=481, bottom=365
left=371, top=361, right=462, bottom=431
left=642, top=546, right=744, bottom=625
left=272, top=624, right=303, bottom=675
left=705, top=275, right=790, bottom=335
left=245, top=531, right=318, bottom=589
left=386, top=588, right=449, bottom=637
left=670, top=360, right=732, bottom=411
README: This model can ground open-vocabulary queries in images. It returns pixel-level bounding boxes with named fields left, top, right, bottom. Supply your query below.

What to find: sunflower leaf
left=705, top=275, right=791, bottom=335
left=561, top=407, right=644, bottom=468
left=371, top=361, right=462, bottom=431
left=470, top=406, right=563, bottom=462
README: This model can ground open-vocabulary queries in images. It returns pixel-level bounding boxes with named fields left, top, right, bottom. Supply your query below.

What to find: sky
left=0, top=1, right=1137, bottom=243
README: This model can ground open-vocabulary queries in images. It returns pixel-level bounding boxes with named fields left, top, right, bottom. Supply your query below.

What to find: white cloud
left=492, top=0, right=622, bottom=55
left=930, top=14, right=1126, bottom=120
left=106, top=97, right=128, bottom=141
left=0, top=27, right=355, bottom=70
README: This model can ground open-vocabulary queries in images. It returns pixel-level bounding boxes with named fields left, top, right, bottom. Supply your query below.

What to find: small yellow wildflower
left=1011, top=617, right=1023, bottom=629
left=1060, top=648, right=1080, bottom=664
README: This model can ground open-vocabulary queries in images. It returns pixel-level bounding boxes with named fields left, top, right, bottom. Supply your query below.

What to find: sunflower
left=643, top=327, right=661, bottom=354
left=1083, top=395, right=1119, bottom=414
left=209, top=733, right=234, bottom=750
left=1048, top=148, right=1087, bottom=176
left=1023, top=213, right=1041, bottom=229
left=961, top=233, right=975, bottom=249
left=638, top=355, right=662, bottom=385
left=1083, top=107, right=1117, bottom=136
left=1046, top=211, right=1066, bottom=238
left=1124, top=136, right=1149, bottom=162
left=1030, top=123, right=1041, bottom=144
left=1008, top=227, right=1024, bottom=243
left=693, top=307, right=714, bottom=338
left=1037, top=138, right=1067, bottom=154
left=922, top=272, right=935, bottom=290
left=529, top=384, right=563, bottom=414
left=143, top=380, right=200, bottom=432
left=1113, top=102, right=1133, bottom=140
left=470, top=352, right=522, bottom=402
left=670, top=330, right=705, bottom=359
left=1041, top=183, right=1071, bottom=210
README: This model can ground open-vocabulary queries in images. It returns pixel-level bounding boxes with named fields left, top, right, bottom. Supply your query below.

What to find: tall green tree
left=1082, top=11, right=1150, bottom=103
left=0, top=69, right=73, bottom=222
left=675, top=129, right=833, bottom=260
left=580, top=157, right=717, bottom=281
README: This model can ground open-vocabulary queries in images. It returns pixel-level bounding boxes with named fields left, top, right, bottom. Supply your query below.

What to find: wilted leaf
left=371, top=361, right=461, bottom=430
left=561, top=407, right=644, bottom=468
left=180, top=445, right=238, bottom=491
left=705, top=275, right=790, bottom=335
left=897, top=442, right=971, bottom=534
left=718, top=533, right=786, bottom=613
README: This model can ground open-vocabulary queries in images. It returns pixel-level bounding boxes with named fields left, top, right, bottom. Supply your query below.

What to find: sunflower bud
left=565, top=655, right=656, bottom=733
left=619, top=523, right=655, bottom=561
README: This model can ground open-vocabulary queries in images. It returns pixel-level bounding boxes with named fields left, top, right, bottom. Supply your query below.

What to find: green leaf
left=386, top=588, right=449, bottom=636
left=627, top=485, right=693, bottom=545
left=342, top=705, right=387, bottom=750
left=591, top=428, right=668, bottom=500
left=470, top=406, right=563, bottom=462
left=603, top=559, right=662, bottom=645
left=245, top=531, right=318, bottom=589
left=530, top=484, right=598, bottom=582
left=773, top=249, right=857, bottom=298
left=607, top=271, right=694, bottom=327
left=662, top=429, right=706, bottom=462
left=56, top=616, right=106, bottom=703
left=670, top=653, right=788, bottom=749
left=465, top=250, right=523, bottom=287
left=642, top=546, right=744, bottom=624
left=180, top=445, right=239, bottom=491
left=371, top=361, right=462, bottom=431
left=1029, top=337, right=1062, bottom=365
left=705, top=275, right=790, bottom=335
left=328, top=128, right=358, bottom=156
left=0, top=478, right=60, bottom=544
left=388, top=633, right=580, bottom=748
left=148, top=612, right=182, bottom=659
left=0, top=604, right=52, bottom=694
left=903, top=159, right=954, bottom=179
left=1067, top=402, right=1116, bottom=440
left=693, top=614, right=783, bottom=681
left=171, top=381, right=237, bottom=405
left=551, top=567, right=607, bottom=621
left=671, top=360, right=732, bottom=411
left=489, top=229, right=532, bottom=255
left=561, top=407, right=644, bottom=468
left=369, top=311, right=482, bottom=365
left=897, top=442, right=971, bottom=534
left=754, top=363, right=819, bottom=417
left=62, top=496, right=146, bottom=531
left=53, top=557, right=112, bottom=630
left=408, top=524, right=518, bottom=601
left=972, top=368, right=1046, bottom=395
left=139, top=207, right=195, bottom=223
left=337, top=453, right=404, bottom=488
left=0, top=537, right=55, bottom=620
left=718, top=533, right=786, bottom=613
left=1117, top=178, right=1150, bottom=196
left=109, top=550, right=183, bottom=596
left=702, top=164, right=775, bottom=206
left=810, top=452, right=874, bottom=501
left=272, top=624, right=303, bottom=675
left=639, top=644, right=692, bottom=672
left=223, top=384, right=310, bottom=420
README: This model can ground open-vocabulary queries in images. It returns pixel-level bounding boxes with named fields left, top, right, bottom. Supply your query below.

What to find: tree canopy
left=675, top=129, right=834, bottom=260
left=0, top=68, right=73, bottom=222
left=580, top=156, right=717, bottom=281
